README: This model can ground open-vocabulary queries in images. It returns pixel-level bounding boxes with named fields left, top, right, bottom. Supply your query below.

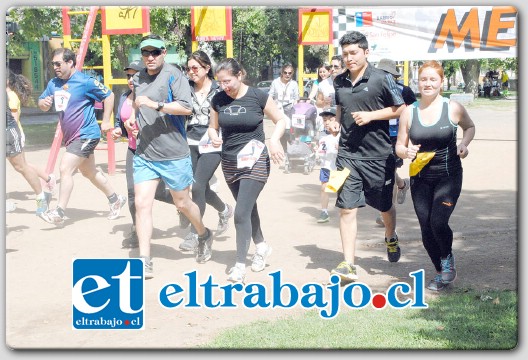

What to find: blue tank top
left=409, top=98, right=462, bottom=178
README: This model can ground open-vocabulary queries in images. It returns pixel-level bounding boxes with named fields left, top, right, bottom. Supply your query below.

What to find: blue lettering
left=220, top=283, right=244, bottom=307
left=201, top=276, right=220, bottom=308
left=343, top=283, right=371, bottom=309
left=244, top=283, right=270, bottom=308
left=300, top=283, right=327, bottom=308
left=159, top=284, right=184, bottom=308
left=319, top=275, right=341, bottom=318
left=185, top=271, right=199, bottom=307
left=410, top=270, right=428, bottom=308
left=270, top=271, right=298, bottom=308
left=386, top=283, right=411, bottom=308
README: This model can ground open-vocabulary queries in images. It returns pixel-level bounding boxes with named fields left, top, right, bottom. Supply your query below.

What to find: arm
left=263, top=96, right=287, bottom=164
left=134, top=96, right=192, bottom=116
left=351, top=104, right=405, bottom=126
left=100, top=92, right=115, bottom=132
left=451, top=101, right=476, bottom=159
left=207, top=108, right=223, bottom=148
left=395, top=106, right=420, bottom=160
left=308, top=83, right=319, bottom=102
left=38, top=96, right=53, bottom=112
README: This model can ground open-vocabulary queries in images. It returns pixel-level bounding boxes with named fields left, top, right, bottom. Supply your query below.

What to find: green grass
left=21, top=123, right=57, bottom=149
left=201, top=289, right=517, bottom=350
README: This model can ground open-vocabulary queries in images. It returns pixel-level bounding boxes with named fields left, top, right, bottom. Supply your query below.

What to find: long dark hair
left=7, top=70, right=33, bottom=106
left=187, top=50, right=214, bottom=79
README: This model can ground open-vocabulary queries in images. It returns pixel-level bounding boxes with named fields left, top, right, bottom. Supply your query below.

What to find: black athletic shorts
left=335, top=155, right=395, bottom=212
left=66, top=138, right=100, bottom=158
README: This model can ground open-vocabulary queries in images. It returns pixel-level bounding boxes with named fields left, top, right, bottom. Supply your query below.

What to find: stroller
left=284, top=99, right=317, bottom=175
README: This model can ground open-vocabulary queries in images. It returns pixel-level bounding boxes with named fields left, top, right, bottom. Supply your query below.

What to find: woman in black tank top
left=395, top=61, right=475, bottom=291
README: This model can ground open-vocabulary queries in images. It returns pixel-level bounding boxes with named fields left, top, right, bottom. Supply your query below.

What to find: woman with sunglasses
left=112, top=60, right=175, bottom=249
left=177, top=50, right=234, bottom=252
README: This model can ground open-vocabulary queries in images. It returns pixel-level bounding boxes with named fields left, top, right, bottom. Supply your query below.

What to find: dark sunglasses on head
left=141, top=49, right=162, bottom=57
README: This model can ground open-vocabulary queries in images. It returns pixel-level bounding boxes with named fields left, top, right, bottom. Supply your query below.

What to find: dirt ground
left=4, top=104, right=517, bottom=349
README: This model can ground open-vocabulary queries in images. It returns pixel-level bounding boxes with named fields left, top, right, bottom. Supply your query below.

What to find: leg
left=8, top=152, right=43, bottom=195
left=339, top=207, right=359, bottom=264
left=170, top=186, right=206, bottom=237
left=77, top=154, right=116, bottom=198
left=125, top=148, right=136, bottom=225
left=134, top=179, right=159, bottom=258
left=56, top=152, right=86, bottom=209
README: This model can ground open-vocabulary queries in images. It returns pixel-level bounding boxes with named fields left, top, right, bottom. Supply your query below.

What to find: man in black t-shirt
left=329, top=32, right=405, bottom=282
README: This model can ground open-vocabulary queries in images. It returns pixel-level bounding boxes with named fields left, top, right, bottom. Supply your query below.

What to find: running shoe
left=317, top=211, right=330, bottom=223
left=251, top=242, right=272, bottom=272
left=397, top=178, right=410, bottom=204
left=122, top=226, right=139, bottom=249
left=141, top=256, right=154, bottom=279
left=216, top=204, right=233, bottom=235
left=385, top=233, right=401, bottom=263
left=39, top=208, right=65, bottom=225
left=196, top=228, right=213, bottom=263
left=330, top=261, right=359, bottom=281
left=427, top=274, right=448, bottom=291
left=179, top=232, right=198, bottom=252
left=108, top=195, right=127, bottom=220
left=441, top=254, right=457, bottom=284
left=227, top=265, right=246, bottom=284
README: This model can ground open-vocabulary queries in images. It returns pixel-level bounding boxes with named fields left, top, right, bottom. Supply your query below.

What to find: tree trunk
left=460, top=59, right=481, bottom=97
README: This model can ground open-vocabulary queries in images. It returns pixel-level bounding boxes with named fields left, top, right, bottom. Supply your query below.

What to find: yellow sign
left=192, top=6, right=231, bottom=41
left=300, top=10, right=332, bottom=44
left=102, top=6, right=149, bottom=35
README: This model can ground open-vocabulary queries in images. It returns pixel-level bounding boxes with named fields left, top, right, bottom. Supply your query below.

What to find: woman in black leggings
left=396, top=60, right=475, bottom=291
left=178, top=51, right=234, bottom=256
left=208, top=58, right=286, bottom=283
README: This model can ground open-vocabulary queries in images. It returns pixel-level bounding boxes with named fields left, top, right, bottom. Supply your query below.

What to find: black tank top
left=409, top=98, right=462, bottom=178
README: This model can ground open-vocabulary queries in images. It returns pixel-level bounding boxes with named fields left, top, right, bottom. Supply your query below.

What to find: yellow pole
left=226, top=39, right=233, bottom=58
left=192, top=41, right=198, bottom=53
left=298, top=44, right=304, bottom=97
left=403, top=61, right=409, bottom=86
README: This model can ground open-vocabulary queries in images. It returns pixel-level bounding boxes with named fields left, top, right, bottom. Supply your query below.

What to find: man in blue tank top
left=38, top=48, right=126, bottom=226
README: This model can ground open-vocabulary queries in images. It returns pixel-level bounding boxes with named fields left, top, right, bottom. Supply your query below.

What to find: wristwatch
left=156, top=102, right=165, bottom=111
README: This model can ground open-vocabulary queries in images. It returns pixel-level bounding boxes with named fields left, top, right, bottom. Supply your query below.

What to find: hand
left=269, top=139, right=285, bottom=164
left=351, top=111, right=372, bottom=126
left=457, top=143, right=469, bottom=159
left=406, top=144, right=421, bottom=160
left=210, top=136, right=223, bottom=148
left=100, top=120, right=112, bottom=132
left=124, top=119, right=136, bottom=133
left=111, top=128, right=122, bottom=140
left=135, top=95, right=154, bottom=109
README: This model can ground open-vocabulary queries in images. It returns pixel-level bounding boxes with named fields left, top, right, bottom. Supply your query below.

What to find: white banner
left=332, top=6, right=517, bottom=61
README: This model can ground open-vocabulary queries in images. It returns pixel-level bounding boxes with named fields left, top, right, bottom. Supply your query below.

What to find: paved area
left=4, top=103, right=518, bottom=349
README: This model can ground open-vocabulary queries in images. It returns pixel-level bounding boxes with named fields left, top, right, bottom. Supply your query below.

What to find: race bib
left=198, top=131, right=222, bottom=154
left=54, top=90, right=71, bottom=112
left=237, top=139, right=265, bottom=169
left=292, top=113, right=306, bottom=129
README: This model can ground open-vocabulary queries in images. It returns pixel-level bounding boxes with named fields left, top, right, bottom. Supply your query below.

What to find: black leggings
left=189, top=145, right=226, bottom=232
left=227, top=178, right=266, bottom=264
left=410, top=172, right=463, bottom=272
left=126, top=147, right=173, bottom=225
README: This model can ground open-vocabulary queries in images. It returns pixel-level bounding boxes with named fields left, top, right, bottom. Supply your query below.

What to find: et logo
left=72, top=259, right=144, bottom=330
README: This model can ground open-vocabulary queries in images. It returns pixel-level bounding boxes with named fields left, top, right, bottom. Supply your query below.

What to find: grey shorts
left=6, top=126, right=23, bottom=157
left=335, top=155, right=396, bottom=212
left=66, top=138, right=100, bottom=158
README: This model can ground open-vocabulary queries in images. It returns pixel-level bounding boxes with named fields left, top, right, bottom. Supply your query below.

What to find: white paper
left=237, top=139, right=265, bottom=169
left=54, top=90, right=71, bottom=112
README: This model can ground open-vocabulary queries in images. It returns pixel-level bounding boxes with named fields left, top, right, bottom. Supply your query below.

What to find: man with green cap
left=125, top=34, right=213, bottom=278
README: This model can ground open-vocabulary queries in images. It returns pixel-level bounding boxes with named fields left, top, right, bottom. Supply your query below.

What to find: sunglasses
left=283, top=71, right=293, bottom=75
left=51, top=61, right=64, bottom=67
left=126, top=74, right=134, bottom=79
left=141, top=49, right=162, bottom=57
left=186, top=65, right=203, bottom=72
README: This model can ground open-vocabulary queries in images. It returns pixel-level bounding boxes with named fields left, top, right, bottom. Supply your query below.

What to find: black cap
left=124, top=60, right=145, bottom=72
left=377, top=58, right=400, bottom=77
left=319, top=106, right=337, bottom=117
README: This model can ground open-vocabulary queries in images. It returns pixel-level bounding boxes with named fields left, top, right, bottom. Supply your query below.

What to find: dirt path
left=4, top=105, right=517, bottom=349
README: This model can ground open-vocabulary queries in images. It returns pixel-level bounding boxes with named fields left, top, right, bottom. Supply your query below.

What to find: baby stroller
left=284, top=99, right=317, bottom=175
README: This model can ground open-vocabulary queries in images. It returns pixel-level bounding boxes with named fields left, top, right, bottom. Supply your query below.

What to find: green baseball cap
left=140, top=38, right=166, bottom=50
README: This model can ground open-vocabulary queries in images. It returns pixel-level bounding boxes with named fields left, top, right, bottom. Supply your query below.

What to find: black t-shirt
left=211, top=86, right=269, bottom=161
left=334, top=64, right=404, bottom=160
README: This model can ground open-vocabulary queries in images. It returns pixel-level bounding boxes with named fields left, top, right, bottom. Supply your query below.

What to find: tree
left=459, top=59, right=480, bottom=96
